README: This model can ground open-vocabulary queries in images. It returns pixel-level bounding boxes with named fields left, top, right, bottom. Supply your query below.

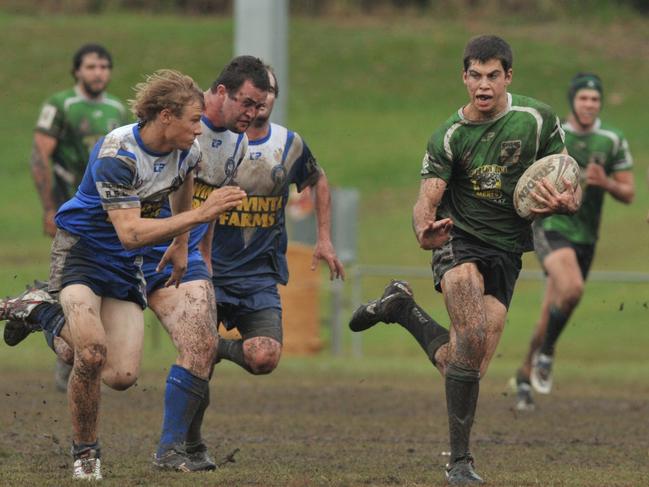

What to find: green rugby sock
left=445, top=363, right=480, bottom=463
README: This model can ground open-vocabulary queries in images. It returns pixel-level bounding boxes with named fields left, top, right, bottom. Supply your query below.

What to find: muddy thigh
left=148, top=279, right=218, bottom=379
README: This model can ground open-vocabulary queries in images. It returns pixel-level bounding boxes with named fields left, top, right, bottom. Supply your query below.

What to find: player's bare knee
left=103, top=370, right=138, bottom=391
left=248, top=354, right=280, bottom=375
left=245, top=343, right=281, bottom=375
left=74, top=343, right=107, bottom=375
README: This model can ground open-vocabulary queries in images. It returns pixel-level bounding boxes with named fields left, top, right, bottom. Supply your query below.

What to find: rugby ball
left=513, top=154, right=580, bottom=220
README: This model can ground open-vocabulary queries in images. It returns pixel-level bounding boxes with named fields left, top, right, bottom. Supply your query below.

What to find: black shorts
left=431, top=227, right=522, bottom=309
left=532, top=224, right=595, bottom=280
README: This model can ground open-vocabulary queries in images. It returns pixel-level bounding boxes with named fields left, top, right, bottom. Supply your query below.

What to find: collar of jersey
left=458, top=92, right=512, bottom=125
left=73, top=84, right=106, bottom=103
left=248, top=124, right=272, bottom=146
left=201, top=114, right=228, bottom=133
left=133, top=124, right=172, bottom=157
left=563, top=117, right=601, bottom=134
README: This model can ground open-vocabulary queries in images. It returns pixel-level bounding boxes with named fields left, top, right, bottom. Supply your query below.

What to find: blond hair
left=129, top=69, right=204, bottom=123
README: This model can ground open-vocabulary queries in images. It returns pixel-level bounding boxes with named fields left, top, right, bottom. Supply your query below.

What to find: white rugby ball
left=513, top=154, right=580, bottom=220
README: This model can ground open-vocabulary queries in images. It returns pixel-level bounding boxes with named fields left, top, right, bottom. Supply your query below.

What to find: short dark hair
left=265, top=64, right=279, bottom=98
left=71, top=43, right=113, bottom=79
left=210, top=55, right=270, bottom=95
left=463, top=35, right=513, bottom=72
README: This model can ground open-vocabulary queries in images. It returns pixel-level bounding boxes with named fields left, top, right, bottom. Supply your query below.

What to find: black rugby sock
left=216, top=338, right=254, bottom=373
left=445, top=364, right=480, bottom=463
left=393, top=302, right=449, bottom=365
left=539, top=306, right=569, bottom=356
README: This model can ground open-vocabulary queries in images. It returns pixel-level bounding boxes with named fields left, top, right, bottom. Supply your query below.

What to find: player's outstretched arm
left=413, top=177, right=452, bottom=250
left=311, top=171, right=345, bottom=280
left=109, top=185, right=246, bottom=250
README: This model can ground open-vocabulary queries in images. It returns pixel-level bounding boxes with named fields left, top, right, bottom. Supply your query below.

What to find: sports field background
left=0, top=7, right=648, bottom=486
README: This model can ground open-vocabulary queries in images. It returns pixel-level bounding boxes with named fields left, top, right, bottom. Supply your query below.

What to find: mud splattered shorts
left=49, top=229, right=147, bottom=309
left=431, top=227, right=522, bottom=309
left=142, top=247, right=210, bottom=295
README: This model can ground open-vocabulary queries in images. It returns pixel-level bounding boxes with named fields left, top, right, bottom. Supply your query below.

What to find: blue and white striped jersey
left=55, top=123, right=202, bottom=258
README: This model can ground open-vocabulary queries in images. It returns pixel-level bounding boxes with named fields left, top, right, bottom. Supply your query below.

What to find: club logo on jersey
left=249, top=151, right=263, bottom=160
left=470, top=165, right=508, bottom=204
left=271, top=165, right=287, bottom=186
left=499, top=140, right=521, bottom=166
left=212, top=139, right=223, bottom=149
left=224, top=157, right=238, bottom=179
left=218, top=195, right=284, bottom=228
left=153, top=161, right=166, bottom=173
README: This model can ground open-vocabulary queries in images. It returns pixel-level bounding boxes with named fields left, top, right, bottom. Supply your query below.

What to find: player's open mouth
left=476, top=94, right=492, bottom=101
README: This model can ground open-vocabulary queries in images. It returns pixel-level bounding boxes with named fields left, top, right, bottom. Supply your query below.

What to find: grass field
left=0, top=9, right=648, bottom=486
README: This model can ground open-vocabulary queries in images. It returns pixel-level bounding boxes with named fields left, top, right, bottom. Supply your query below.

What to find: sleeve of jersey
left=611, top=135, right=633, bottom=172
left=538, top=113, right=566, bottom=158
left=34, top=97, right=64, bottom=138
left=292, top=136, right=322, bottom=192
left=93, top=156, right=139, bottom=210
left=420, top=130, right=453, bottom=182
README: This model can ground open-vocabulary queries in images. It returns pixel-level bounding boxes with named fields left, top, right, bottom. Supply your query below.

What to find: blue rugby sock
left=157, top=365, right=207, bottom=456
left=31, top=303, right=66, bottom=351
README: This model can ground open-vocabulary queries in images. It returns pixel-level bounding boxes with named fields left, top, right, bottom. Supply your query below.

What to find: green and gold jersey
left=35, top=86, right=128, bottom=206
left=541, top=119, right=633, bottom=244
left=422, top=93, right=565, bottom=253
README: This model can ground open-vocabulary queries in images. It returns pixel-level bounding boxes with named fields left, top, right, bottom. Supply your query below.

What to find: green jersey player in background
left=27, top=44, right=128, bottom=391
left=513, top=73, right=635, bottom=411
left=32, top=43, right=128, bottom=237
left=349, top=35, right=580, bottom=485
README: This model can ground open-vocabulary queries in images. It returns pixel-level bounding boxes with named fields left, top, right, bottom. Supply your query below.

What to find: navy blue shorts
left=142, top=248, right=210, bottom=295
left=214, top=282, right=282, bottom=333
left=49, top=229, right=147, bottom=309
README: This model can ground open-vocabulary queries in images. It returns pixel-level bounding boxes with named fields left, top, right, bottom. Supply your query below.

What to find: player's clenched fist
left=199, top=186, right=246, bottom=221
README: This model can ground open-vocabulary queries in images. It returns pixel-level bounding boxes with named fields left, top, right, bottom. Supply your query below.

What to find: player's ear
left=159, top=107, right=173, bottom=124
left=504, top=68, right=513, bottom=85
left=214, top=84, right=227, bottom=97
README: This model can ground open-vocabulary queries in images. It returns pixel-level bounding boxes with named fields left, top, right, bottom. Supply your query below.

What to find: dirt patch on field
left=0, top=367, right=647, bottom=486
